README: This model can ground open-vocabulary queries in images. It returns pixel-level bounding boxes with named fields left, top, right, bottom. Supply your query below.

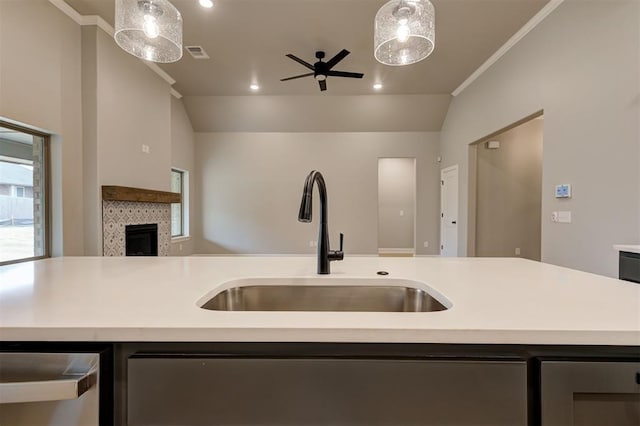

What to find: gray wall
left=184, top=95, right=451, bottom=132
left=378, top=158, right=416, bottom=250
left=475, top=118, right=543, bottom=261
left=440, top=0, right=640, bottom=277
left=195, top=132, right=440, bottom=255
left=170, top=97, right=196, bottom=256
left=81, top=27, right=173, bottom=255
left=81, top=25, right=100, bottom=256
left=0, top=0, right=84, bottom=256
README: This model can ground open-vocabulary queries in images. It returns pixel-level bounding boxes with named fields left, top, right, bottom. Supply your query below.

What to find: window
left=0, top=121, right=49, bottom=265
left=171, top=168, right=185, bottom=238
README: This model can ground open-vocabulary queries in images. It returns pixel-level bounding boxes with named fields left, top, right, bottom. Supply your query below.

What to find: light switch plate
left=558, top=211, right=572, bottom=223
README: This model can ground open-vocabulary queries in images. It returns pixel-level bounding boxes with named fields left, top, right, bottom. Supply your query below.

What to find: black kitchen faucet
left=298, top=170, right=344, bottom=274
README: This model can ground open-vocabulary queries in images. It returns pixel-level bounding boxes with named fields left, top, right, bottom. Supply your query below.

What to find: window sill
left=171, top=236, right=191, bottom=243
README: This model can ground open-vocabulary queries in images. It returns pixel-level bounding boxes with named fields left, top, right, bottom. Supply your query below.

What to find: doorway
left=440, top=165, right=459, bottom=257
left=377, top=158, right=416, bottom=256
left=470, top=113, right=543, bottom=260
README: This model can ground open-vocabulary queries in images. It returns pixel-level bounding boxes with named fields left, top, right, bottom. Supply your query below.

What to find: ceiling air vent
left=185, top=46, right=210, bottom=59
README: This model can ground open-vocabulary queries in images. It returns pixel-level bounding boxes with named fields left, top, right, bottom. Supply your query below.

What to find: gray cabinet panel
left=127, top=357, right=527, bottom=426
left=619, top=251, right=640, bottom=283
left=541, top=361, right=640, bottom=426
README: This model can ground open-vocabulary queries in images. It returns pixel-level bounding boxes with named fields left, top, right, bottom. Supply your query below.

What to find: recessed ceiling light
left=199, top=0, right=213, bottom=8
left=373, top=83, right=383, bottom=90
left=250, top=84, right=260, bottom=91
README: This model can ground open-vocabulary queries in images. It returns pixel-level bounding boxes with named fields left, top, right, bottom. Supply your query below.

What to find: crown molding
left=82, top=15, right=114, bottom=37
left=47, top=0, right=181, bottom=97
left=452, top=0, right=565, bottom=97
left=48, top=0, right=83, bottom=24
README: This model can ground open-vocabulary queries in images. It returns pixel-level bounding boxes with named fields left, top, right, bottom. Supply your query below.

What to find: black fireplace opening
left=125, top=224, right=158, bottom=256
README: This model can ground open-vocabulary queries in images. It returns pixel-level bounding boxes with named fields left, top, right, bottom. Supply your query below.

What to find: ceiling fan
left=280, top=49, right=364, bottom=92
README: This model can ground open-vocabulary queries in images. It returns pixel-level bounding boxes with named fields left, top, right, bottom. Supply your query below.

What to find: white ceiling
left=64, top=0, right=550, bottom=96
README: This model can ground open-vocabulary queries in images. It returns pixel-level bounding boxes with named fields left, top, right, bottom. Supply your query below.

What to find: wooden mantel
left=102, top=186, right=181, bottom=204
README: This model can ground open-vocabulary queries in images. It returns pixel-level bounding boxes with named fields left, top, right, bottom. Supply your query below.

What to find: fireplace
left=102, top=186, right=180, bottom=256
left=125, top=224, right=158, bottom=256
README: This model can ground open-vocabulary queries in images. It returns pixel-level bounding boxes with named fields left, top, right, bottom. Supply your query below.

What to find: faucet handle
left=329, top=233, right=345, bottom=262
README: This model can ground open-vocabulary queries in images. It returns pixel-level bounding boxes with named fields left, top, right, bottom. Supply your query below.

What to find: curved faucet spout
left=298, top=170, right=343, bottom=274
left=298, top=170, right=327, bottom=224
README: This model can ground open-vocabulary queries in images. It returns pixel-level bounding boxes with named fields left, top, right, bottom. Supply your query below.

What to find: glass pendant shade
left=114, top=0, right=183, bottom=63
left=374, top=0, right=435, bottom=66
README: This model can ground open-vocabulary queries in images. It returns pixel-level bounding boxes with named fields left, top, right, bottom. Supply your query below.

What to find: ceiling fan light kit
left=114, top=0, right=183, bottom=63
left=280, top=50, right=364, bottom=92
left=374, top=0, right=435, bottom=66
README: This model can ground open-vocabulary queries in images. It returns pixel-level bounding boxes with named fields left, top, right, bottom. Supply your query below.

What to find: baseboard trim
left=378, top=248, right=415, bottom=257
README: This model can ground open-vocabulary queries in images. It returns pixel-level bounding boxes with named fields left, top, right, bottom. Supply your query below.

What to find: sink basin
left=198, top=278, right=450, bottom=312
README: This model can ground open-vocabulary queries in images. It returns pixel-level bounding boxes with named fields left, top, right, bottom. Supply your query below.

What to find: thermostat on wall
left=555, top=184, right=572, bottom=198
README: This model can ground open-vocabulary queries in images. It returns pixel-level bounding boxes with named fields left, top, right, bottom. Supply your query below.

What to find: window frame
left=170, top=168, right=186, bottom=239
left=0, top=120, right=51, bottom=266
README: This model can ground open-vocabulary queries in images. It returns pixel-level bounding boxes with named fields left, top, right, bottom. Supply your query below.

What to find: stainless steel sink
left=198, top=278, right=450, bottom=312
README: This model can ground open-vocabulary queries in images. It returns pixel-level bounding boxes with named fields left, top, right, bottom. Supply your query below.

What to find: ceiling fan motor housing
left=314, top=60, right=329, bottom=81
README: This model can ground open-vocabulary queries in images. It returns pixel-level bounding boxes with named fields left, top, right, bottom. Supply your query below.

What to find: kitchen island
left=1, top=256, right=638, bottom=344
left=1, top=256, right=638, bottom=425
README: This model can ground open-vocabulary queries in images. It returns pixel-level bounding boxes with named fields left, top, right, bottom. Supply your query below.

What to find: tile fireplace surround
left=101, top=186, right=181, bottom=257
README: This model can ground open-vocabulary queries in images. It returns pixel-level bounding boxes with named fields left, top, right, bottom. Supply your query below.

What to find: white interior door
left=440, top=165, right=459, bottom=257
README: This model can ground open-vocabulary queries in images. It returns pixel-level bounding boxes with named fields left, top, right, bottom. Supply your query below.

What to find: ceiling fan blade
left=327, top=70, right=364, bottom=79
left=319, top=80, right=327, bottom=91
left=280, top=72, right=314, bottom=81
left=285, top=54, right=314, bottom=70
left=325, top=49, right=350, bottom=69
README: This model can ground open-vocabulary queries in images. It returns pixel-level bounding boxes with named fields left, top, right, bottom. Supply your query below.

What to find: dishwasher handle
left=0, top=370, right=97, bottom=404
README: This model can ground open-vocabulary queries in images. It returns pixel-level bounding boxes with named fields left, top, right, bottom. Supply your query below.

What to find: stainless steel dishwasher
left=0, top=352, right=100, bottom=425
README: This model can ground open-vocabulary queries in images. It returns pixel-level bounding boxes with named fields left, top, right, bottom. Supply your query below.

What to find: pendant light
left=374, top=0, right=435, bottom=66
left=114, top=0, right=183, bottom=63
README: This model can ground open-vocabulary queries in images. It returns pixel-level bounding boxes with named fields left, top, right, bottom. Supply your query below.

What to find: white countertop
left=0, top=256, right=638, bottom=345
left=614, top=245, right=640, bottom=254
